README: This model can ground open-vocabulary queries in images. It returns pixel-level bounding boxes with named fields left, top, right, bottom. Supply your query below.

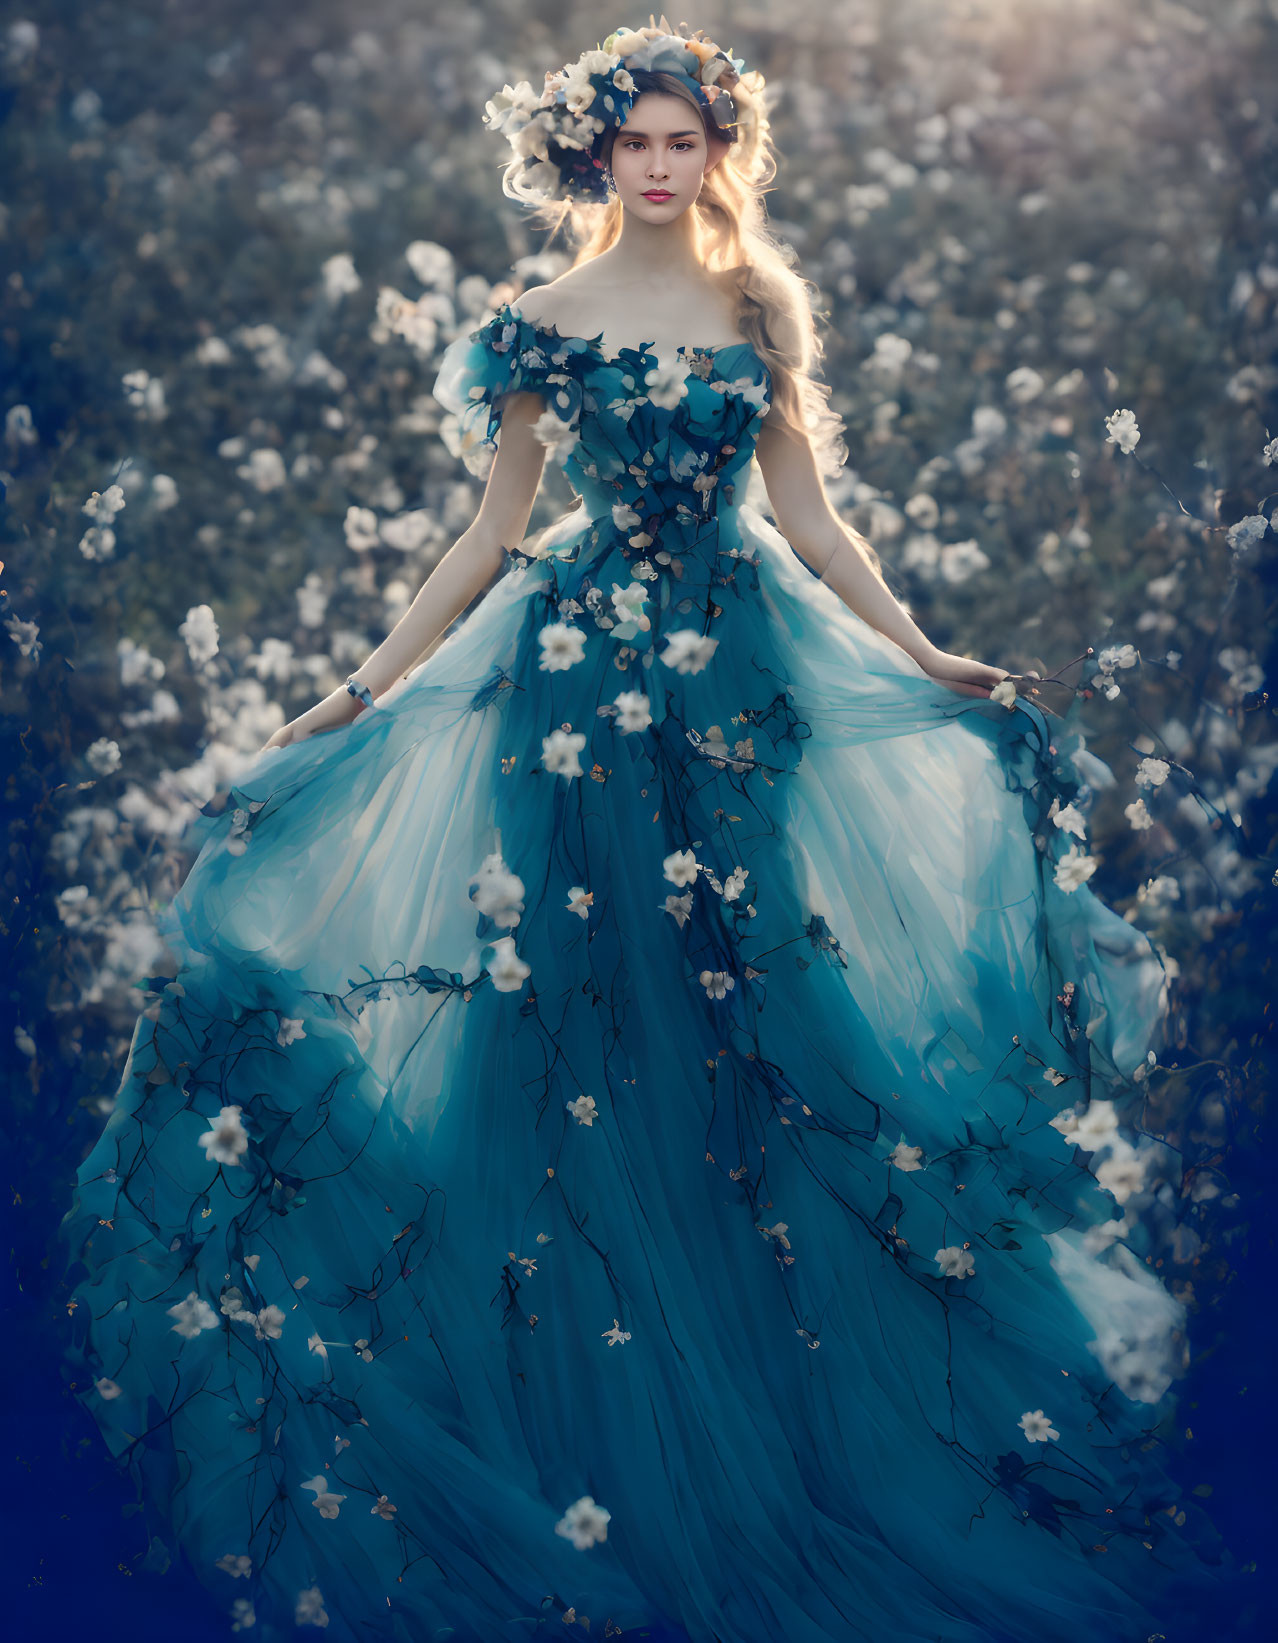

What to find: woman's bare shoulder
left=510, top=269, right=611, bottom=332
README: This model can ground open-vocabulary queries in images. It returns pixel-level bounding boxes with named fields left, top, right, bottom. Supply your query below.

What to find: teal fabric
left=61, top=303, right=1230, bottom=1642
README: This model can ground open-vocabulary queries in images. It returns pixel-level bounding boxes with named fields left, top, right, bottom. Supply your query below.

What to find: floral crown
left=484, top=16, right=750, bottom=206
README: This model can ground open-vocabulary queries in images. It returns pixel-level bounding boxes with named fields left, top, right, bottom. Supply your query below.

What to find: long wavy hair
left=501, top=67, right=849, bottom=480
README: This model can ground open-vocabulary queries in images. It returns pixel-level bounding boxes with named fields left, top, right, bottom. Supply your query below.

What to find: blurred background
left=1, top=1, right=1274, bottom=1636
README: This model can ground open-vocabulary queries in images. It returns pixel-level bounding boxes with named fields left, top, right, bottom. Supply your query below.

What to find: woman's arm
left=753, top=420, right=1008, bottom=698
left=263, top=390, right=550, bottom=748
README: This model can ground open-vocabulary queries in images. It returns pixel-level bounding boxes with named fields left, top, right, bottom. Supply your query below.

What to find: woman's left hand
left=918, top=648, right=1013, bottom=698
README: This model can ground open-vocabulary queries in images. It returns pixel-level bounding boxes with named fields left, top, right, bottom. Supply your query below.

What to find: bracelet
left=345, top=677, right=377, bottom=712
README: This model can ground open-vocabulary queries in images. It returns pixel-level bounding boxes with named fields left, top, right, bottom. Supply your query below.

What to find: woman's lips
left=642, top=190, right=674, bottom=200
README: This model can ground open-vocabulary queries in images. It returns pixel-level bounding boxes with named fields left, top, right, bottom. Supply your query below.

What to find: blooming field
left=1, top=0, right=1272, bottom=1635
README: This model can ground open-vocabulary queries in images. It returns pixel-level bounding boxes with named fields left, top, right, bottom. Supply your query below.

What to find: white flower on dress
left=538, top=621, right=587, bottom=672
left=1134, top=756, right=1171, bottom=788
left=565, top=885, right=593, bottom=919
left=722, top=865, right=749, bottom=902
left=541, top=726, right=587, bottom=778
left=1096, top=1142, right=1147, bottom=1203
left=888, top=1141, right=924, bottom=1171
left=1104, top=408, right=1140, bottom=453
left=486, top=935, right=531, bottom=994
left=643, top=362, right=689, bottom=411
left=757, top=1221, right=792, bottom=1249
left=216, top=1554, right=253, bottom=1579
left=1053, top=846, right=1098, bottom=892
left=609, top=581, right=650, bottom=640
left=1049, top=799, right=1087, bottom=840
left=662, top=848, right=700, bottom=887
left=301, top=1476, right=347, bottom=1519
left=230, top=1597, right=255, bottom=1632
left=198, top=1105, right=249, bottom=1167
left=307, top=1333, right=328, bottom=1359
left=253, top=1305, right=285, bottom=1341
left=277, top=1016, right=306, bottom=1046
left=699, top=969, right=734, bottom=999
left=1018, top=1408, right=1060, bottom=1443
left=612, top=502, right=642, bottom=531
left=167, top=1291, right=219, bottom=1339
left=370, top=1495, right=398, bottom=1520
left=295, top=1586, right=330, bottom=1627
left=601, top=1318, right=631, bottom=1346
left=613, top=689, right=652, bottom=733
left=554, top=1494, right=612, bottom=1549
left=659, top=629, right=719, bottom=675
left=95, top=1376, right=122, bottom=1399
left=661, top=892, right=693, bottom=927
left=629, top=557, right=658, bottom=580
left=935, top=1245, right=975, bottom=1278
left=469, top=851, right=526, bottom=927
left=566, top=1094, right=598, bottom=1126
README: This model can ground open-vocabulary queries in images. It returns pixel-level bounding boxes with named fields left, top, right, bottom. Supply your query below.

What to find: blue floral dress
left=61, top=303, right=1229, bottom=1643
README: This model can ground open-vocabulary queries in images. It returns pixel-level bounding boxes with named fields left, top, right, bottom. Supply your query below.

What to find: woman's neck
left=605, top=204, right=705, bottom=282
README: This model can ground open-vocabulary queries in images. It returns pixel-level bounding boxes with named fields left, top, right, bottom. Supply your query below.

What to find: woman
left=62, top=22, right=1231, bottom=1643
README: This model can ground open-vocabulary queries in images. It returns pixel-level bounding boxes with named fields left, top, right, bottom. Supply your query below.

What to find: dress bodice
left=433, top=302, right=773, bottom=525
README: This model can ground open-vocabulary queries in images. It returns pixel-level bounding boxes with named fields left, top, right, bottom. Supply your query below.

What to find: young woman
left=62, top=22, right=1231, bottom=1643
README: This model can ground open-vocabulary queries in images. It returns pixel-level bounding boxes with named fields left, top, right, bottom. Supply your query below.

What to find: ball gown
left=60, top=302, right=1231, bottom=1643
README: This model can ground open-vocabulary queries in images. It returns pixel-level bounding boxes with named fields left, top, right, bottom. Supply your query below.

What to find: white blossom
left=642, top=362, right=689, bottom=411
left=294, top=1587, right=329, bottom=1627
left=538, top=621, right=587, bottom=672
left=611, top=502, right=642, bottom=531
left=699, top=969, right=734, bottom=999
left=554, top=1494, right=611, bottom=1550
left=199, top=1105, right=249, bottom=1166
left=1018, top=1408, right=1060, bottom=1443
left=608, top=581, right=650, bottom=640
left=236, top=448, right=287, bottom=492
left=1049, top=799, right=1087, bottom=840
left=540, top=726, right=587, bottom=778
left=661, top=891, right=693, bottom=927
left=888, top=1141, right=924, bottom=1171
left=1054, top=845, right=1098, bottom=892
left=662, top=848, right=700, bottom=887
left=1134, top=755, right=1171, bottom=788
left=276, top=1016, right=306, bottom=1046
left=613, top=689, right=652, bottom=733
left=167, top=1291, right=220, bottom=1338
left=85, top=737, right=121, bottom=775
left=370, top=1495, right=398, bottom=1520
left=565, top=885, right=593, bottom=919
left=343, top=506, right=379, bottom=551
left=989, top=678, right=1017, bottom=709
left=1097, top=643, right=1137, bottom=673
left=405, top=240, right=454, bottom=289
left=94, top=1376, right=122, bottom=1399
left=82, top=484, right=126, bottom=523
left=600, top=1318, right=631, bottom=1346
left=566, top=1094, right=598, bottom=1126
left=1124, top=797, right=1154, bottom=831
left=935, top=1245, right=975, bottom=1278
left=1104, top=408, right=1140, bottom=453
left=301, top=1476, right=347, bottom=1519
left=530, top=408, right=580, bottom=461
left=230, top=1597, right=256, bottom=1632
left=470, top=851, right=525, bottom=926
left=216, top=1554, right=253, bottom=1579
left=722, top=865, right=749, bottom=902
left=179, top=604, right=220, bottom=665
left=321, top=252, right=361, bottom=302
left=659, top=629, right=719, bottom=675
left=486, top=935, right=531, bottom=993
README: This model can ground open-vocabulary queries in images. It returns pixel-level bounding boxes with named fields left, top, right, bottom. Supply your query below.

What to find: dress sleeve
left=432, top=305, right=577, bottom=478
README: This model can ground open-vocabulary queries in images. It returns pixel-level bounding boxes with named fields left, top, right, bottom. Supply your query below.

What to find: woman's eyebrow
left=618, top=129, right=701, bottom=140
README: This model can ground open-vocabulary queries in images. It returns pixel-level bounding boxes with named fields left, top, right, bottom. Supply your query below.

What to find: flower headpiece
left=484, top=16, right=750, bottom=206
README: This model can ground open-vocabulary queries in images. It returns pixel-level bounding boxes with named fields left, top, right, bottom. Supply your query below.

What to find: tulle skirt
left=61, top=499, right=1229, bottom=1642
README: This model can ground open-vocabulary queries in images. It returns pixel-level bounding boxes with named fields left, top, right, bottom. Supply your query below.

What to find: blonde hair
left=503, top=68, right=849, bottom=479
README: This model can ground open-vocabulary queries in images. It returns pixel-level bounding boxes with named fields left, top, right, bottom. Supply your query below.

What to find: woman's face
left=609, top=91, right=725, bottom=222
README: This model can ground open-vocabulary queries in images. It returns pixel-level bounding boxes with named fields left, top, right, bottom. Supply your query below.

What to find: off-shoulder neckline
left=493, top=301, right=761, bottom=368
